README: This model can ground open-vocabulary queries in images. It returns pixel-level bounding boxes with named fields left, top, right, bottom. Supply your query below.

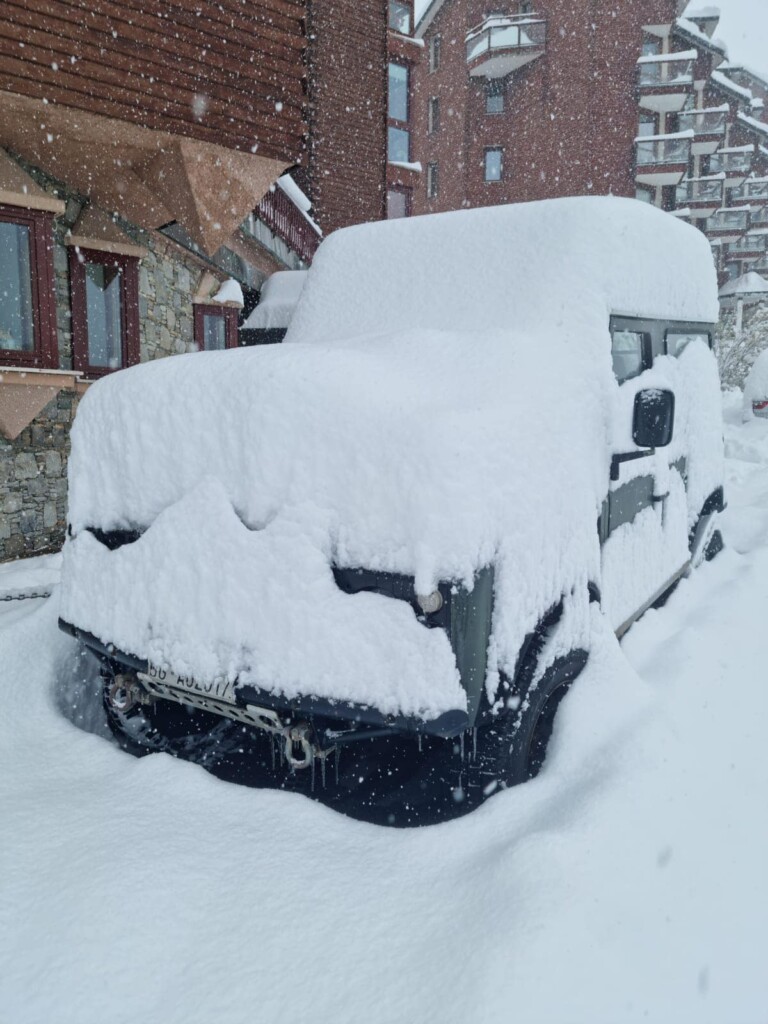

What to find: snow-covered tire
left=689, top=510, right=724, bottom=571
left=472, top=651, right=588, bottom=793
left=102, top=673, right=237, bottom=763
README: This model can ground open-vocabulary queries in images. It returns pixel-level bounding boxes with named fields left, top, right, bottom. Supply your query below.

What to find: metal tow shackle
left=282, top=723, right=314, bottom=770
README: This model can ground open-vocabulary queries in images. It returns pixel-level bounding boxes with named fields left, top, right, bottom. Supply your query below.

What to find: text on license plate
left=143, top=663, right=236, bottom=703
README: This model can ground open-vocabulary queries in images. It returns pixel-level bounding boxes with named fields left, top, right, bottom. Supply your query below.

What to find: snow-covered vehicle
left=743, top=349, right=768, bottom=419
left=59, top=197, right=724, bottom=824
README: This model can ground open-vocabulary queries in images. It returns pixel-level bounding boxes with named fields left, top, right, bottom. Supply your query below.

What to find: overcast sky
left=705, top=0, right=768, bottom=78
left=413, top=1, right=768, bottom=79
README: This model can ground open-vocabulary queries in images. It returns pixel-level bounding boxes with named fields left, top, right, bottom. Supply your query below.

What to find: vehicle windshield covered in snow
left=59, top=197, right=724, bottom=824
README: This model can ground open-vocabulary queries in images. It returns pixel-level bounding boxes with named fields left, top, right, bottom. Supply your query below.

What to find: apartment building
left=405, top=1, right=768, bottom=285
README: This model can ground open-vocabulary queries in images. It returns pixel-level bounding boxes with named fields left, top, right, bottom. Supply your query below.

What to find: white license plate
left=142, top=663, right=236, bottom=703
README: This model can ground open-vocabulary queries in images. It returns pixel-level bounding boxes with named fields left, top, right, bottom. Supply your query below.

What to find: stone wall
left=138, top=238, right=202, bottom=361
left=0, top=389, right=78, bottom=561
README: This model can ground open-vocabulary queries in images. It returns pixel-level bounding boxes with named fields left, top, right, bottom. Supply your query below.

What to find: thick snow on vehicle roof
left=286, top=196, right=719, bottom=345
left=61, top=198, right=718, bottom=718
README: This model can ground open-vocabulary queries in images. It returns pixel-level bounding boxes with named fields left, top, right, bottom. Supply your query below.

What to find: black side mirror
left=633, top=388, right=675, bottom=449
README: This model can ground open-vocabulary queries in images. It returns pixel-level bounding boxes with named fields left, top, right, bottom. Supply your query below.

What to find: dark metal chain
left=0, top=591, right=52, bottom=602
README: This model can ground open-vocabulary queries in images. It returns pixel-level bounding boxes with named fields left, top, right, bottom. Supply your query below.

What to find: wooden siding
left=0, top=0, right=307, bottom=163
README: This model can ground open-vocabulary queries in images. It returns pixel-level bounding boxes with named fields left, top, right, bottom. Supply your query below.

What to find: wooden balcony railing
left=256, top=186, right=321, bottom=265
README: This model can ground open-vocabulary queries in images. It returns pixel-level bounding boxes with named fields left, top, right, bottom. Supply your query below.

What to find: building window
left=486, top=81, right=505, bottom=114
left=430, top=35, right=441, bottom=72
left=388, top=62, right=411, bottom=163
left=388, top=127, right=411, bottom=163
left=635, top=186, right=654, bottom=204
left=194, top=304, right=238, bottom=351
left=387, top=188, right=411, bottom=219
left=69, top=248, right=139, bottom=377
left=484, top=148, right=504, bottom=182
left=428, top=97, right=441, bottom=133
left=427, top=163, right=439, bottom=198
left=0, top=205, right=57, bottom=369
left=389, top=62, right=409, bottom=122
left=389, top=0, right=411, bottom=33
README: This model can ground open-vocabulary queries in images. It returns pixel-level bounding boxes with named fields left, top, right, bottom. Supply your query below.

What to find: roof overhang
left=0, top=90, right=288, bottom=256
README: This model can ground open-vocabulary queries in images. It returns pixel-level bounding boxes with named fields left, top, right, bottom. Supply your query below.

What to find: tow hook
left=283, top=723, right=314, bottom=769
left=105, top=673, right=152, bottom=713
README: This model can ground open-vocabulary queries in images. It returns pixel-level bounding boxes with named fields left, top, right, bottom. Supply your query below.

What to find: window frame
left=388, top=0, right=412, bottom=33
left=610, top=329, right=647, bottom=384
left=484, top=147, right=504, bottom=182
left=69, top=246, right=140, bottom=378
left=387, top=61, right=411, bottom=164
left=387, top=187, right=412, bottom=220
left=429, top=35, right=441, bottom=73
left=194, top=303, right=239, bottom=352
left=485, top=81, right=505, bottom=115
left=0, top=204, right=58, bottom=370
left=428, top=96, right=441, bottom=134
left=427, top=162, right=439, bottom=199
left=664, top=325, right=713, bottom=356
left=388, top=61, right=410, bottom=124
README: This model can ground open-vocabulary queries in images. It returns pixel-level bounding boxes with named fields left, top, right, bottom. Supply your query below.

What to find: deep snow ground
left=1, top=396, right=767, bottom=1024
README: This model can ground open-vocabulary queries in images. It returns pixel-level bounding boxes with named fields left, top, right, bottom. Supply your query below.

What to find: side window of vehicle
left=611, top=330, right=645, bottom=383
left=666, top=331, right=711, bottom=357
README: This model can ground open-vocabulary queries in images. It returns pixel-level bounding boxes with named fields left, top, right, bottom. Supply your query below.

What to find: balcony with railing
left=635, top=131, right=692, bottom=186
left=466, top=14, right=547, bottom=79
left=727, top=233, right=768, bottom=259
left=708, top=145, right=755, bottom=185
left=728, top=177, right=768, bottom=208
left=746, top=206, right=768, bottom=234
left=706, top=207, right=750, bottom=242
left=638, top=50, right=696, bottom=113
left=677, top=106, right=729, bottom=155
left=675, top=174, right=725, bottom=216
left=252, top=183, right=322, bottom=266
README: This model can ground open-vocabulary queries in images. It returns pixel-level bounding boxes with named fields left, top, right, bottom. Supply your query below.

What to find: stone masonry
left=0, top=390, right=78, bottom=561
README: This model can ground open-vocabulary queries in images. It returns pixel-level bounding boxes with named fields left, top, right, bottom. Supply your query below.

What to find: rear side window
left=666, top=331, right=711, bottom=357
left=612, top=330, right=645, bottom=383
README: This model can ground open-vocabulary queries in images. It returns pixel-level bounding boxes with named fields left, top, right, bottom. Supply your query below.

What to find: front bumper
left=59, top=618, right=470, bottom=741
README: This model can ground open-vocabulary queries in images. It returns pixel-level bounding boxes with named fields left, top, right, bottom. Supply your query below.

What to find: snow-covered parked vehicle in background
left=59, top=197, right=724, bottom=825
left=743, top=349, right=768, bottom=419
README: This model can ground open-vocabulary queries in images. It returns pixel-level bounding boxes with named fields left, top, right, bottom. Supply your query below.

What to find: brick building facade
left=399, top=1, right=768, bottom=288
left=410, top=0, right=656, bottom=214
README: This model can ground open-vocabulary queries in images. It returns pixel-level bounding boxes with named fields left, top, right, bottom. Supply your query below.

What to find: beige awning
left=0, top=90, right=288, bottom=256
